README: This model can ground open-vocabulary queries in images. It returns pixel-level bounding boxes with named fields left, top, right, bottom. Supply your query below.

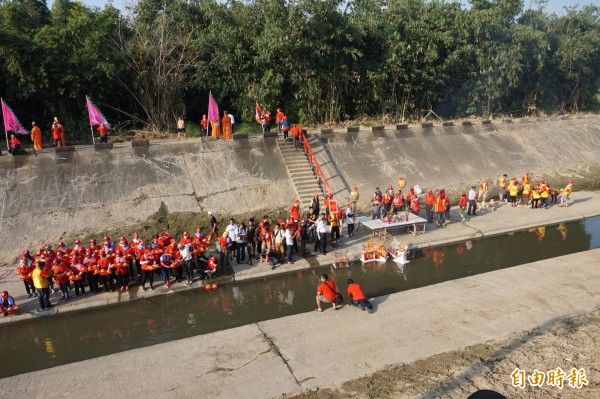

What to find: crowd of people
left=7, top=169, right=575, bottom=314
left=9, top=195, right=358, bottom=312
left=370, top=173, right=574, bottom=227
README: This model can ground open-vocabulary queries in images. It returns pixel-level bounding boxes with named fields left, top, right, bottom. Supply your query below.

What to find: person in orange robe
left=221, top=111, right=232, bottom=140
left=211, top=119, right=221, bottom=138
left=31, top=121, right=43, bottom=150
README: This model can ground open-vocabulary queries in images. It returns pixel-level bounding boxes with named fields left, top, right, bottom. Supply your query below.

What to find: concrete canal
left=1, top=216, right=599, bottom=378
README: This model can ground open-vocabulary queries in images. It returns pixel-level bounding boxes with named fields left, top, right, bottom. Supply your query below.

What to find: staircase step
left=290, top=171, right=314, bottom=178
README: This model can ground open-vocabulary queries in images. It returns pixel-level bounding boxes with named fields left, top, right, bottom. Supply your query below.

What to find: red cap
left=74, top=240, right=81, bottom=245
left=183, top=231, right=189, bottom=236
left=58, top=241, right=65, bottom=247
left=133, top=233, right=139, bottom=238
left=103, top=236, right=110, bottom=241
left=295, top=199, right=300, bottom=204
left=1, top=291, right=7, bottom=297
left=170, top=238, right=176, bottom=243
left=328, top=193, right=333, bottom=199
left=196, top=227, right=202, bottom=232
left=90, top=239, right=96, bottom=244
left=461, top=191, right=466, bottom=195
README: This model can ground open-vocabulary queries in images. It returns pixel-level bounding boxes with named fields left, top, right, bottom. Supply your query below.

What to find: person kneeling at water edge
left=316, top=273, right=338, bottom=312
left=347, top=279, right=373, bottom=313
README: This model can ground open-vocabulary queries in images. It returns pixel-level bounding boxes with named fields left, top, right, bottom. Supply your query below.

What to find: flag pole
left=86, top=96, right=96, bottom=144
left=206, top=91, right=211, bottom=137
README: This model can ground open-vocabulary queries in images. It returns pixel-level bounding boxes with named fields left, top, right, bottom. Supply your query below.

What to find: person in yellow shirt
left=560, top=180, right=573, bottom=207
left=521, top=182, right=531, bottom=206
left=32, top=260, right=52, bottom=310
left=509, top=181, right=520, bottom=207
left=498, top=174, right=508, bottom=202
left=531, top=185, right=541, bottom=209
left=328, top=211, right=340, bottom=244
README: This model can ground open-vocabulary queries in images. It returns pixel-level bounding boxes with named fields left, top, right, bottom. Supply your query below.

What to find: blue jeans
left=160, top=267, right=170, bottom=284
left=352, top=299, right=372, bottom=310
left=286, top=244, right=294, bottom=262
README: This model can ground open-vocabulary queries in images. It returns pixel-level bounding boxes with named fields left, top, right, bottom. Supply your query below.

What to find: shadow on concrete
left=369, top=294, right=390, bottom=313
left=418, top=315, right=579, bottom=399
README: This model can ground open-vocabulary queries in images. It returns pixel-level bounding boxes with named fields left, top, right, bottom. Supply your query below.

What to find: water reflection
left=1, top=219, right=599, bottom=378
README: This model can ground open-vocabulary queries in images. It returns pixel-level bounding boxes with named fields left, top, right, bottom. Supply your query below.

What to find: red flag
left=208, top=91, right=219, bottom=122
left=255, top=101, right=262, bottom=124
left=1, top=98, right=28, bottom=134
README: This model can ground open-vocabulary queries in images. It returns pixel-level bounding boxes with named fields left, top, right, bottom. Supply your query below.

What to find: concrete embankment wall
left=1, top=118, right=599, bottom=263
left=0, top=137, right=294, bottom=263
left=316, top=118, right=600, bottom=204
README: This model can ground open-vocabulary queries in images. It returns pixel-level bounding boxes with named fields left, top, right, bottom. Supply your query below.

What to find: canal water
left=1, top=217, right=600, bottom=378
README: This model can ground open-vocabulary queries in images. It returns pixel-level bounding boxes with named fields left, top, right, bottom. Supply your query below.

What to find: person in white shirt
left=273, top=224, right=286, bottom=263
left=314, top=213, right=328, bottom=255
left=284, top=226, right=295, bottom=264
left=226, top=219, right=239, bottom=261
left=228, top=112, right=235, bottom=133
left=236, top=222, right=247, bottom=263
left=468, top=186, right=478, bottom=216
left=178, top=244, right=194, bottom=284
left=346, top=205, right=355, bottom=238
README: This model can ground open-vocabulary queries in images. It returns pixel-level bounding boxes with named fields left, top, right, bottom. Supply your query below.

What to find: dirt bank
left=291, top=307, right=600, bottom=399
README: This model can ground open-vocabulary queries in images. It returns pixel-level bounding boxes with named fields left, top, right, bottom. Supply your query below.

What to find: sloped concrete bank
left=0, top=136, right=294, bottom=264
left=315, top=117, right=600, bottom=204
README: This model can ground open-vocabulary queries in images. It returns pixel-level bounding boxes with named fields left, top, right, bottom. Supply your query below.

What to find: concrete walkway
left=1, top=247, right=598, bottom=398
left=0, top=191, right=598, bottom=326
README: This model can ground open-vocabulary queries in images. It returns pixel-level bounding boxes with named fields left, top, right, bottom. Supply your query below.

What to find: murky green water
left=1, top=217, right=599, bottom=378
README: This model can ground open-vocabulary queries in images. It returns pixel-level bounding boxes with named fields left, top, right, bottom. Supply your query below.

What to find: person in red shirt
left=459, top=191, right=468, bottom=221
left=275, top=108, right=284, bottom=134
left=83, top=249, right=99, bottom=293
left=425, top=189, right=436, bottom=224
left=346, top=279, right=372, bottom=313
left=97, top=122, right=109, bottom=143
left=435, top=189, right=448, bottom=227
left=410, top=195, right=421, bottom=216
left=8, top=134, right=22, bottom=155
left=291, top=124, right=301, bottom=149
left=53, top=260, right=71, bottom=301
left=17, top=250, right=36, bottom=297
left=200, top=114, right=208, bottom=135
left=289, top=200, right=301, bottom=221
left=316, top=273, right=338, bottom=312
left=97, top=252, right=114, bottom=292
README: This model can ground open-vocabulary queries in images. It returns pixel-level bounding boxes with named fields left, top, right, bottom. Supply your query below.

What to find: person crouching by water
left=316, top=273, right=338, bottom=312
left=346, top=279, right=373, bottom=313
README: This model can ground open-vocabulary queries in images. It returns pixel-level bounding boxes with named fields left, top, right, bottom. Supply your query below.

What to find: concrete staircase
left=277, top=138, right=323, bottom=208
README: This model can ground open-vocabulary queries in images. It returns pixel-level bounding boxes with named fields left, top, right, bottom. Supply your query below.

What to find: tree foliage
left=0, top=0, right=599, bottom=139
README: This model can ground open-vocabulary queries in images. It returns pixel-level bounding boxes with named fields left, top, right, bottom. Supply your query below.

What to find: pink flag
left=208, top=91, right=219, bottom=122
left=255, top=101, right=262, bottom=124
left=1, top=98, right=28, bottom=134
left=86, top=96, right=110, bottom=128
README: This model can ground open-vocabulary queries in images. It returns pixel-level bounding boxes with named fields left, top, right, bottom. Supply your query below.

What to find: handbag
left=324, top=281, right=343, bottom=305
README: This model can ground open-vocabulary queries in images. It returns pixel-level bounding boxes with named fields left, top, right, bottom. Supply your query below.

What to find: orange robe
left=31, top=126, right=42, bottom=150
left=59, top=123, right=67, bottom=147
left=211, top=121, right=220, bottom=138
left=221, top=115, right=232, bottom=139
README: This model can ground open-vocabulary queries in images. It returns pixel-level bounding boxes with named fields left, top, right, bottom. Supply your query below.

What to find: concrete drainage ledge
left=94, top=143, right=113, bottom=151
left=443, top=121, right=454, bottom=127
left=422, top=122, right=434, bottom=128
left=346, top=126, right=360, bottom=133
left=131, top=139, right=149, bottom=147
left=482, top=120, right=492, bottom=125
left=232, top=133, right=248, bottom=140
left=263, top=132, right=278, bottom=138
left=371, top=125, right=385, bottom=131
left=396, top=123, right=409, bottom=130
left=55, top=146, right=75, bottom=153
